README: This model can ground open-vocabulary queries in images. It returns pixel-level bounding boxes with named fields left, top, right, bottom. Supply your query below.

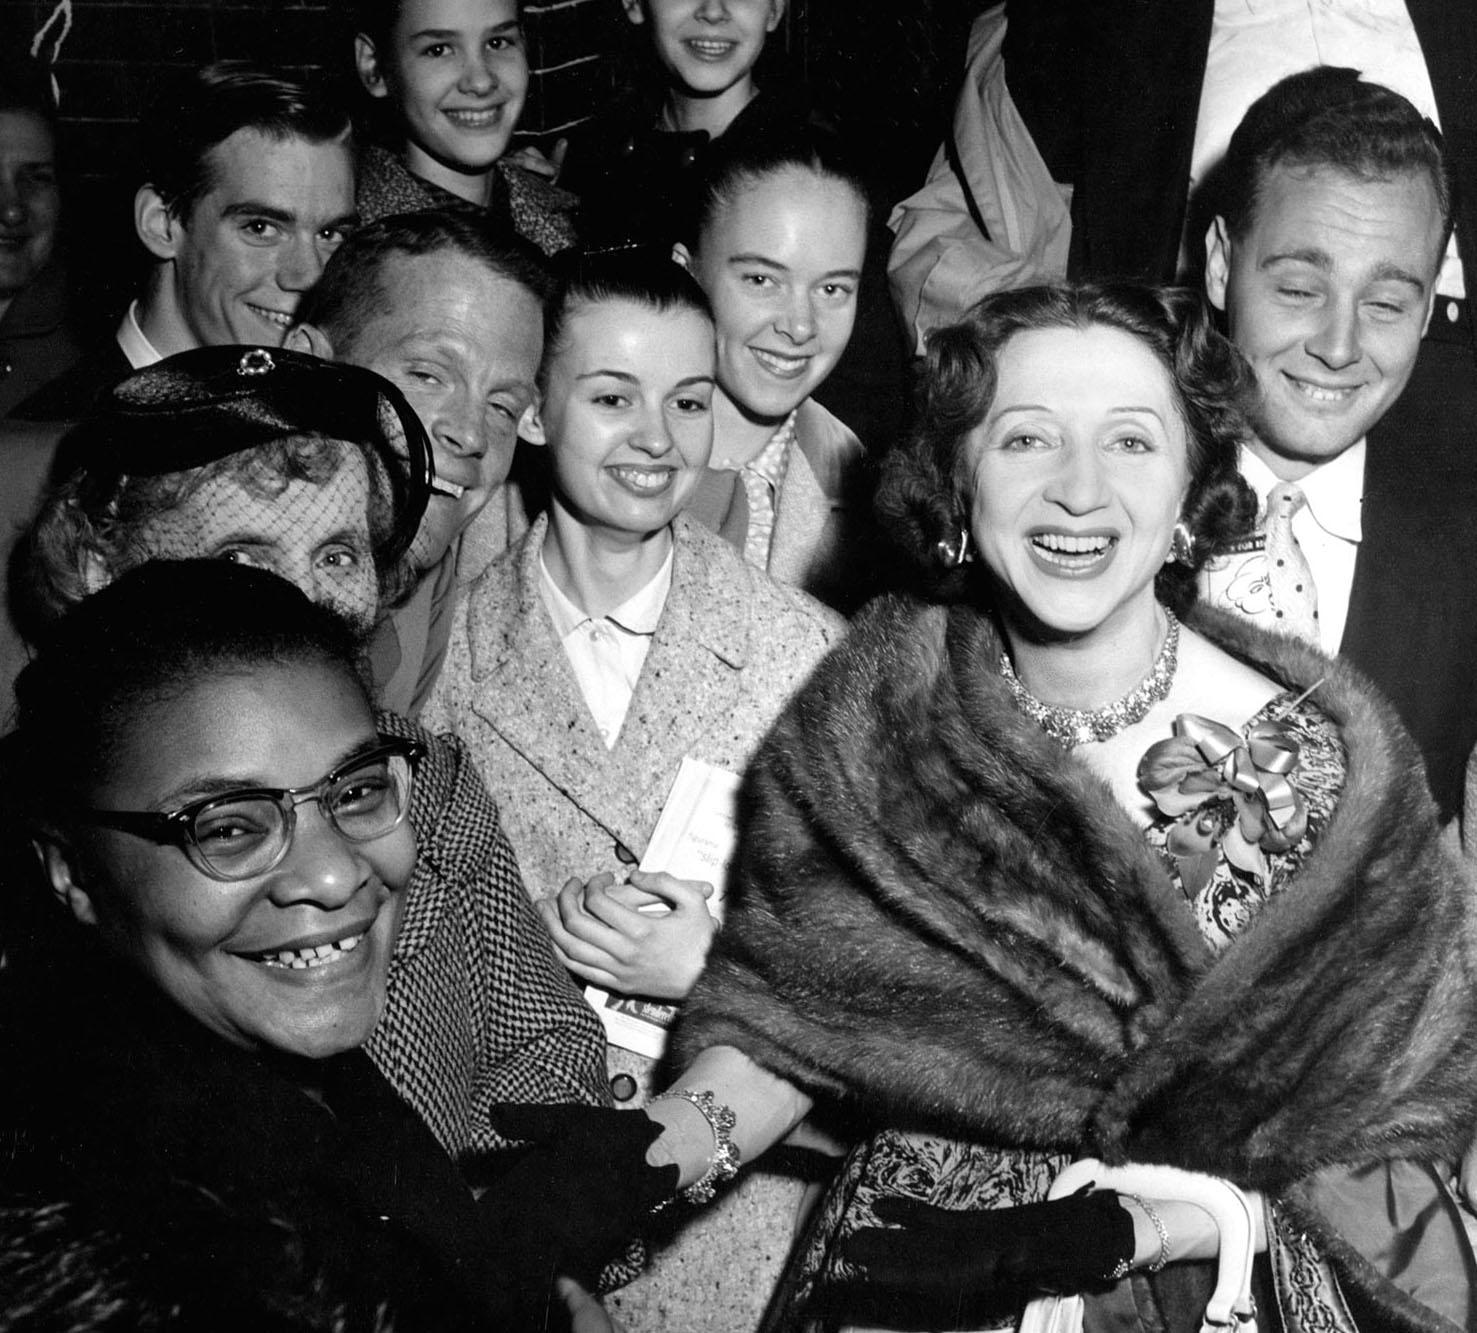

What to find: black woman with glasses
left=0, top=562, right=651, bottom=1331
left=1, top=350, right=664, bottom=1328
left=8, top=346, right=615, bottom=1155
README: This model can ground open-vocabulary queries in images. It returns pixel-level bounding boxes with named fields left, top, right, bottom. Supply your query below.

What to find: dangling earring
left=936, top=526, right=974, bottom=568
left=1167, top=520, right=1195, bottom=566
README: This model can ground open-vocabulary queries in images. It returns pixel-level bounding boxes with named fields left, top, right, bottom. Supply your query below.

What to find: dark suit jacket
left=8, top=336, right=130, bottom=422
left=0, top=261, right=85, bottom=419
left=0, top=419, right=66, bottom=708
left=1002, top=0, right=1477, bottom=819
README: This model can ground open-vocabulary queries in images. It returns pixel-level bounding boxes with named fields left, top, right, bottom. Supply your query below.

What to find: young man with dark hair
left=13, top=62, right=358, bottom=421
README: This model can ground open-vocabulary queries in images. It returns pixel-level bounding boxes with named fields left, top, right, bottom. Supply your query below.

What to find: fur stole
left=677, top=595, right=1477, bottom=1194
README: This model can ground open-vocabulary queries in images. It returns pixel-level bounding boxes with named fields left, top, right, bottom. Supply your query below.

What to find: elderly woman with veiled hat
left=3, top=347, right=645, bottom=1320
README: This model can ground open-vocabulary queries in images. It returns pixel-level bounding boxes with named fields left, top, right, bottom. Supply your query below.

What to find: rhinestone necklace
left=999, top=610, right=1180, bottom=748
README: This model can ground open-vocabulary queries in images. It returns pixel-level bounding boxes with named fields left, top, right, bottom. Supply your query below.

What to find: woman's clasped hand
left=538, top=869, right=718, bottom=999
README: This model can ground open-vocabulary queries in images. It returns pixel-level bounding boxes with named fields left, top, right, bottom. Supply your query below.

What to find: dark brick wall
left=0, top=0, right=632, bottom=318
left=0, top=0, right=953, bottom=322
left=2, top=0, right=624, bottom=180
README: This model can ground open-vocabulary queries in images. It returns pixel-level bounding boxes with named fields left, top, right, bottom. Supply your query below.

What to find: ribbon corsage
left=1138, top=713, right=1308, bottom=897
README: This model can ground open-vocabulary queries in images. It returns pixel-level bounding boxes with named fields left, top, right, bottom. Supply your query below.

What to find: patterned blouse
left=1142, top=691, right=1345, bottom=952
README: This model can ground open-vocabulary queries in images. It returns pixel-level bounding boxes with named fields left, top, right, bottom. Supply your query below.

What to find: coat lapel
left=606, top=517, right=750, bottom=854
left=464, top=516, right=749, bottom=859
left=464, top=517, right=620, bottom=834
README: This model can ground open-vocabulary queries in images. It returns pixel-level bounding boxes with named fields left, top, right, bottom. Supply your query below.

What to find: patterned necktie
left=1264, top=481, right=1319, bottom=641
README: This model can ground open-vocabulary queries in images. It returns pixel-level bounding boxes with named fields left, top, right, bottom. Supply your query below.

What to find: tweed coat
left=423, top=512, right=843, bottom=908
left=422, top=513, right=843, bottom=1333
left=367, top=710, right=610, bottom=1161
left=355, top=144, right=578, bottom=258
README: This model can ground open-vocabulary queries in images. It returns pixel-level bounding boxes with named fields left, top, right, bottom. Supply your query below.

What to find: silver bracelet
left=650, top=1088, right=741, bottom=1204
left=1131, top=1193, right=1171, bottom=1273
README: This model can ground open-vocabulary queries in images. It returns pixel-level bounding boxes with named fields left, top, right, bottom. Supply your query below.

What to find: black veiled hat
left=54, top=346, right=434, bottom=566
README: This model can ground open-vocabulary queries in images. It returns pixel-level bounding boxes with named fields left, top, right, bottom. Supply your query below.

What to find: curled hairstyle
left=139, top=61, right=351, bottom=221
left=8, top=561, right=367, bottom=824
left=685, top=124, right=873, bottom=251
left=878, top=282, right=1257, bottom=614
left=17, top=432, right=414, bottom=637
left=1215, top=66, right=1453, bottom=249
left=296, top=208, right=551, bottom=354
left=538, top=247, right=714, bottom=394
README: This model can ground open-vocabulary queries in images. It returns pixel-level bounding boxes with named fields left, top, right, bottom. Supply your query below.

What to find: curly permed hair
left=877, top=282, right=1258, bottom=615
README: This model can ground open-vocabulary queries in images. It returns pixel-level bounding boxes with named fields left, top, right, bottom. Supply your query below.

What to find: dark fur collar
left=680, top=595, right=1477, bottom=1187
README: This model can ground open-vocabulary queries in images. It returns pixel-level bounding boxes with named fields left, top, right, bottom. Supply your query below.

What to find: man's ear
left=355, top=33, right=392, bottom=99
left=766, top=0, right=785, bottom=32
left=517, top=398, right=541, bottom=441
left=285, top=322, right=336, bottom=360
left=1204, top=216, right=1231, bottom=313
left=1421, top=275, right=1441, bottom=337
left=135, top=184, right=181, bottom=262
left=620, top=0, right=645, bottom=25
left=521, top=396, right=547, bottom=446
left=671, top=241, right=694, bottom=273
left=35, top=837, right=100, bottom=928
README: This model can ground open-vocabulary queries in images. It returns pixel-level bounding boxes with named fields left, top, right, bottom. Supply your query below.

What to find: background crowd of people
left=4, top=3, right=1477, bottom=1332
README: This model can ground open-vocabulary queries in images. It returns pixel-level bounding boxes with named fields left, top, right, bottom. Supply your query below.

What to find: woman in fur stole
left=606, top=282, right=1477, bottom=1333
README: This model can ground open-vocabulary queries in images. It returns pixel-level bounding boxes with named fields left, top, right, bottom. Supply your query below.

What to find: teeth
left=1290, top=379, right=1354, bottom=402
left=445, top=109, right=502, bottom=127
left=1033, top=533, right=1112, bottom=554
left=688, top=40, right=735, bottom=56
left=751, top=348, right=808, bottom=376
left=260, top=933, right=365, bottom=969
left=609, top=466, right=672, bottom=492
left=432, top=480, right=467, bottom=500
left=248, top=305, right=292, bottom=328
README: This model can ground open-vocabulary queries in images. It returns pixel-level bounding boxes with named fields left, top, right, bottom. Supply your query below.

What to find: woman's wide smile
left=1026, top=528, right=1121, bottom=577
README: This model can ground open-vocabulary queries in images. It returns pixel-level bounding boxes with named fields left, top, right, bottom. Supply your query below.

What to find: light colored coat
left=424, top=511, right=843, bottom=903
left=688, top=397, right=878, bottom=616
left=423, top=512, right=845, bottom=1333
left=766, top=398, right=873, bottom=610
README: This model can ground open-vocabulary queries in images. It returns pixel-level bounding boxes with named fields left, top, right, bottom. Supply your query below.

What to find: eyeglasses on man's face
left=74, top=737, right=426, bottom=882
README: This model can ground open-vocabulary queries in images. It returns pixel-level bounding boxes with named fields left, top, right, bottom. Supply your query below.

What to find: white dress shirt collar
left=114, top=299, right=165, bottom=371
left=1239, top=439, right=1365, bottom=544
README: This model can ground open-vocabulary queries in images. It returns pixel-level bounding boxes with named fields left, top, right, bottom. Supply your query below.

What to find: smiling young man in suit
left=1195, top=69, right=1477, bottom=824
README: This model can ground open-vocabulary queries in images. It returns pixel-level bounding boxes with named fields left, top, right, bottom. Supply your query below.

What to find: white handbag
left=1017, top=1159, right=1258, bottom=1333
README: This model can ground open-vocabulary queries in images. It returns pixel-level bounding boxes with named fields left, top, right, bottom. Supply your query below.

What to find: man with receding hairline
left=290, top=209, right=547, bottom=715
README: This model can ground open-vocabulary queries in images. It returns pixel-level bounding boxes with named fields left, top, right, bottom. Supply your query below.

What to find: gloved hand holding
left=826, top=1186, right=1135, bottom=1320
left=475, top=1104, right=679, bottom=1294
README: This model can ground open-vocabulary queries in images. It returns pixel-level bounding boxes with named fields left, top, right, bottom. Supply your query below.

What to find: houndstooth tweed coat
left=367, top=710, right=610, bottom=1160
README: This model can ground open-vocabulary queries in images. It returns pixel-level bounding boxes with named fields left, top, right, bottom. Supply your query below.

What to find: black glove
left=822, top=1187, right=1135, bottom=1325
left=475, top=1103, right=679, bottom=1291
